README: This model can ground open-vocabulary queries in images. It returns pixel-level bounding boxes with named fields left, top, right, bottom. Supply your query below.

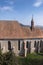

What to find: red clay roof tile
left=0, top=20, right=43, bottom=39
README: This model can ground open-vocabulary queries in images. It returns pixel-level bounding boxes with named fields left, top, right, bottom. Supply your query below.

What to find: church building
left=0, top=18, right=43, bottom=57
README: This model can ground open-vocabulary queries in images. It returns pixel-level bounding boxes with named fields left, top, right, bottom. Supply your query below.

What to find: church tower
left=31, top=16, right=34, bottom=30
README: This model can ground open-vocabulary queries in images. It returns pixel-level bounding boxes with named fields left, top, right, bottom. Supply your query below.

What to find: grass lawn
left=27, top=53, right=43, bottom=60
left=18, top=53, right=43, bottom=65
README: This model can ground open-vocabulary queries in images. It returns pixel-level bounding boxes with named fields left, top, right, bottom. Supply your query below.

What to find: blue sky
left=0, top=0, right=43, bottom=26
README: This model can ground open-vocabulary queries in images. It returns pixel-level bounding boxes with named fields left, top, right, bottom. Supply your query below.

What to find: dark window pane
left=40, top=40, right=42, bottom=47
left=8, top=41, right=11, bottom=50
left=0, top=43, right=1, bottom=49
left=34, top=41, right=36, bottom=47
left=37, top=41, right=39, bottom=47
left=26, top=41, right=28, bottom=48
left=22, top=41, right=24, bottom=49
left=18, top=40, right=20, bottom=50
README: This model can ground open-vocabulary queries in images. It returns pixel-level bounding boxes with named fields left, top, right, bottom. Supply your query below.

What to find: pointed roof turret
left=31, top=15, right=34, bottom=30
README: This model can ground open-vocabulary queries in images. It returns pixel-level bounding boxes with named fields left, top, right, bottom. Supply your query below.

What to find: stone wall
left=0, top=40, right=19, bottom=56
left=0, top=39, right=43, bottom=56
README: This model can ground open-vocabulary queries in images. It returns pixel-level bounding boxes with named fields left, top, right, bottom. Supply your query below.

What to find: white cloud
left=33, top=0, right=43, bottom=7
left=33, top=1, right=42, bottom=7
left=0, top=6, right=13, bottom=11
left=5, top=0, right=14, bottom=5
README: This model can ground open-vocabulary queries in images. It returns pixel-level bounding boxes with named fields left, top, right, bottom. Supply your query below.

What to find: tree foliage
left=0, top=49, right=43, bottom=65
left=3, top=51, right=18, bottom=65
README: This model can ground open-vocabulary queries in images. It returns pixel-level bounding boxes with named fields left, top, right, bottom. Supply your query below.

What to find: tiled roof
left=0, top=20, right=43, bottom=39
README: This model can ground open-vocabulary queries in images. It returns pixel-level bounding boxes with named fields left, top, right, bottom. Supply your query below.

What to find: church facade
left=0, top=18, right=43, bottom=57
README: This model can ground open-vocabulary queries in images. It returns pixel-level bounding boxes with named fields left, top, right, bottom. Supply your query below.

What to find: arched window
left=34, top=41, right=36, bottom=47
left=18, top=40, right=20, bottom=50
left=40, top=40, right=43, bottom=47
left=26, top=41, right=28, bottom=48
left=22, top=41, right=24, bottom=49
left=0, top=43, right=1, bottom=49
left=8, top=41, right=11, bottom=50
left=37, top=41, right=39, bottom=47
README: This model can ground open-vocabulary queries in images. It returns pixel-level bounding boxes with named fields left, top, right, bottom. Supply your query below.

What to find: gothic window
left=37, top=41, right=39, bottom=47
left=18, top=40, right=20, bottom=50
left=22, top=41, right=24, bottom=49
left=34, top=41, right=36, bottom=47
left=8, top=41, right=11, bottom=50
left=26, top=41, right=28, bottom=48
left=40, top=40, right=42, bottom=47
left=0, top=43, right=1, bottom=49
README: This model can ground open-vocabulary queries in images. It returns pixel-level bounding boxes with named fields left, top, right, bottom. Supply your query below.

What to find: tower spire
left=31, top=15, right=34, bottom=30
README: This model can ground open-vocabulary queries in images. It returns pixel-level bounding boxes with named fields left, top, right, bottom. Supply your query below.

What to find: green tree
left=3, top=50, right=18, bottom=65
left=0, top=49, right=3, bottom=65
